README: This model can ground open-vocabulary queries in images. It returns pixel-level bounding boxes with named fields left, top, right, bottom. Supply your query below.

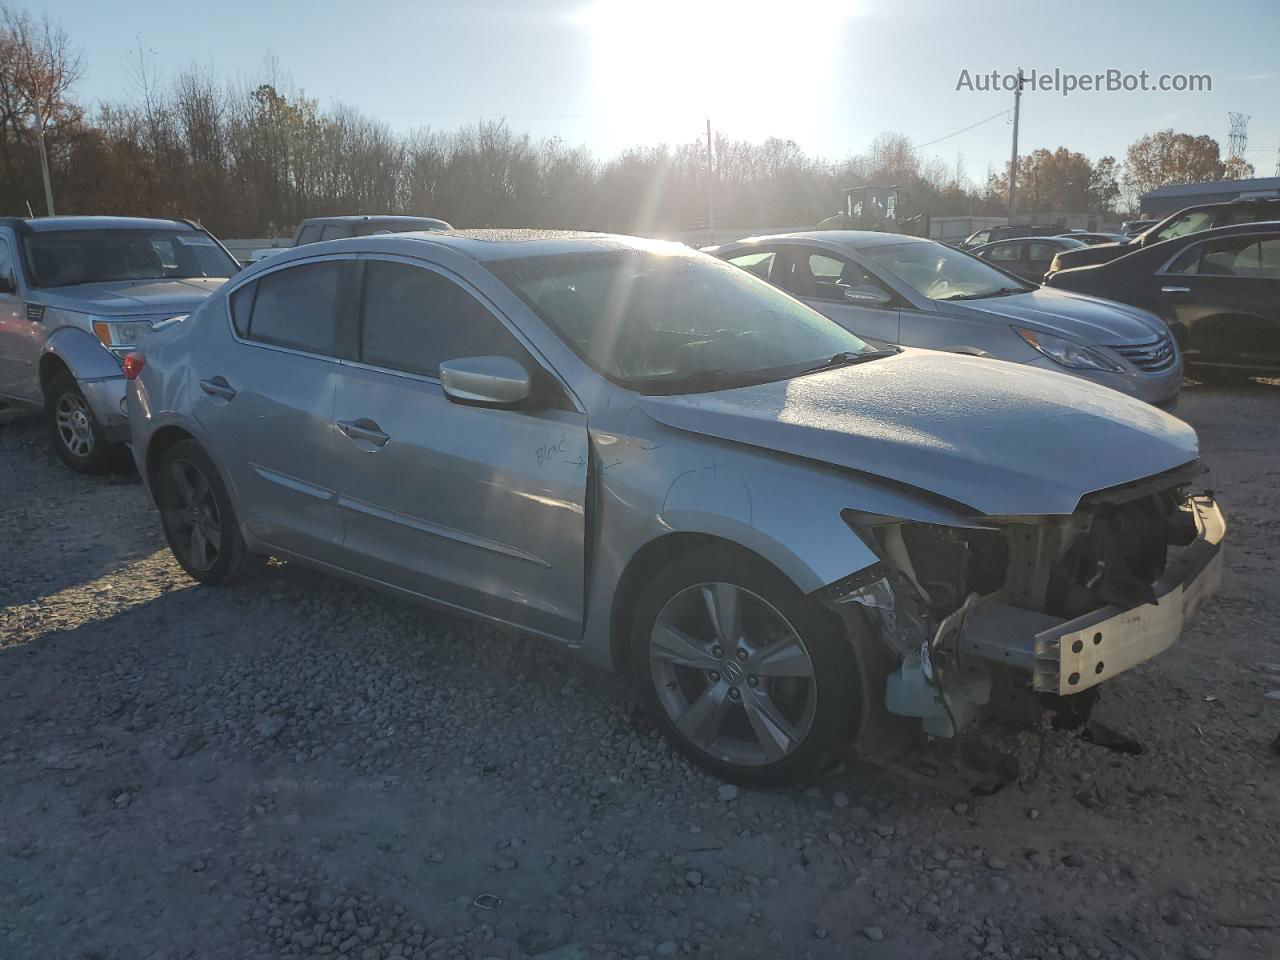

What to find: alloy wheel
left=54, top=392, right=96, bottom=459
left=165, top=459, right=222, bottom=571
left=648, top=582, right=818, bottom=767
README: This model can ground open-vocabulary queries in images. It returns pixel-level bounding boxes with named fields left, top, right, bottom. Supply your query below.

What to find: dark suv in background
left=1046, top=197, right=1280, bottom=278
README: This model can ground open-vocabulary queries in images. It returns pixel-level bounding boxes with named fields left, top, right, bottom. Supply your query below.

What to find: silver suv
left=0, top=216, right=239, bottom=471
left=126, top=230, right=1224, bottom=785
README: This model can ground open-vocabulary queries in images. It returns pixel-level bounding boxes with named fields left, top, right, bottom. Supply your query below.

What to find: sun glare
left=575, top=0, right=860, bottom=145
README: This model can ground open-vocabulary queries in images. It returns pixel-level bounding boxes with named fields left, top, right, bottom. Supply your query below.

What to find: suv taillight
left=122, top=352, right=146, bottom=380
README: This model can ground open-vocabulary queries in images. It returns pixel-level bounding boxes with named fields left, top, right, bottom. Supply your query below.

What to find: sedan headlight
left=92, top=318, right=158, bottom=356
left=1014, top=327, right=1124, bottom=373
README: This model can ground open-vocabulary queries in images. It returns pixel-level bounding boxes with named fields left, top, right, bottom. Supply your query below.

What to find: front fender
left=577, top=421, right=983, bottom=672
left=44, top=326, right=122, bottom=382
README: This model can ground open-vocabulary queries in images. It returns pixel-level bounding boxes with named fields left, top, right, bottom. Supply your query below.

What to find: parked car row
left=118, top=227, right=1225, bottom=784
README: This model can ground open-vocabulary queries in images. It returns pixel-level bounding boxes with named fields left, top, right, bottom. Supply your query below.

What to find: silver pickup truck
left=0, top=216, right=239, bottom=471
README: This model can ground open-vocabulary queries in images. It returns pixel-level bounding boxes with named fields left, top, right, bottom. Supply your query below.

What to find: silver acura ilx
left=126, top=230, right=1224, bottom=785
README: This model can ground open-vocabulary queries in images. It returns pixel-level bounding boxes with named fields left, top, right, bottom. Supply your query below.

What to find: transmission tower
left=1227, top=112, right=1250, bottom=166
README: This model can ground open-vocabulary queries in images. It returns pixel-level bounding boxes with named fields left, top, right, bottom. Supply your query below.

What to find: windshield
left=22, top=228, right=238, bottom=288
left=1148, top=210, right=1214, bottom=244
left=863, top=241, right=1031, bottom=301
left=489, top=249, right=877, bottom=394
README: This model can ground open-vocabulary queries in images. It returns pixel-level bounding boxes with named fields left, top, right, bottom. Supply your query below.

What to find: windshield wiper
left=795, top=348, right=899, bottom=376
left=940, top=286, right=1026, bottom=301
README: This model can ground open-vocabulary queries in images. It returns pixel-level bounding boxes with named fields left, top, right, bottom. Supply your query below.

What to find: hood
left=944, top=286, right=1164, bottom=344
left=639, top=350, right=1198, bottom=517
left=38, top=277, right=228, bottom=317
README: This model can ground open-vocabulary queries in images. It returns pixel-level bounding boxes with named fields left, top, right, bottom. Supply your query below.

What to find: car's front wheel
left=156, top=439, right=251, bottom=584
left=629, top=546, right=860, bottom=786
left=45, top=372, right=114, bottom=473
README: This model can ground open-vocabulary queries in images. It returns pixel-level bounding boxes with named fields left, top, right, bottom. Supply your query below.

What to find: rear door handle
left=1161, top=285, right=1191, bottom=294
left=337, top=418, right=390, bottom=447
left=199, top=376, right=236, bottom=400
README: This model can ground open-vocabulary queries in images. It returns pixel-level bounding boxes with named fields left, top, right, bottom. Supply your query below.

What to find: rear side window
left=1168, top=235, right=1280, bottom=278
left=320, top=224, right=353, bottom=241
left=229, top=283, right=254, bottom=337
left=359, top=260, right=523, bottom=378
left=296, top=225, right=322, bottom=245
left=243, top=261, right=343, bottom=355
left=1027, top=241, right=1061, bottom=261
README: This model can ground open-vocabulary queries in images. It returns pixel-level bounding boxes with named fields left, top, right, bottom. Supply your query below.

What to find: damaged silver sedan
left=126, top=231, right=1226, bottom=785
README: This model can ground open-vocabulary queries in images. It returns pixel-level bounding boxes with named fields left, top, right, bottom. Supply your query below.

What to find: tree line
left=0, top=4, right=1255, bottom=238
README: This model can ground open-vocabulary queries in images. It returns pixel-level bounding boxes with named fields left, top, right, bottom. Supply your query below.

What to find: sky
left=45, top=0, right=1280, bottom=187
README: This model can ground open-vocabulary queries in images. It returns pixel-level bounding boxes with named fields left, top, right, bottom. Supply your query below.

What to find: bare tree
left=1, top=3, right=82, bottom=214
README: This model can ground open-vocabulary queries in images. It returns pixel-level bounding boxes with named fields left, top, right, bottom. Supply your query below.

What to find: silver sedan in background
left=710, top=231, right=1182, bottom=406
left=125, top=231, right=1222, bottom=785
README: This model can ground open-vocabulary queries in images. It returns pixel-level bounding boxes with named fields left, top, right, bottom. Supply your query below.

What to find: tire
left=155, top=439, right=251, bottom=585
left=629, top=546, right=860, bottom=786
left=45, top=372, right=114, bottom=473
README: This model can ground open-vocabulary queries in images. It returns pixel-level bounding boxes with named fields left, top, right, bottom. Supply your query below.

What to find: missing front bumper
left=961, top=496, right=1225, bottom=696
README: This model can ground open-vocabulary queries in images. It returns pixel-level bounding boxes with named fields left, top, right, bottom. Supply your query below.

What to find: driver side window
left=787, top=249, right=894, bottom=304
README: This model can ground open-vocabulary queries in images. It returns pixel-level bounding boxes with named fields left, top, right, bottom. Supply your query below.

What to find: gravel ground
left=2, top=382, right=1278, bottom=960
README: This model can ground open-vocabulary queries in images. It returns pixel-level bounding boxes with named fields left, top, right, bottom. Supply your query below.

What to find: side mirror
left=843, top=284, right=893, bottom=307
left=0, top=273, right=14, bottom=295
left=439, top=355, right=531, bottom=408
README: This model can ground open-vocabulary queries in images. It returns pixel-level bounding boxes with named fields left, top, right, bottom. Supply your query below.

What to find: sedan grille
left=1108, top=333, right=1177, bottom=373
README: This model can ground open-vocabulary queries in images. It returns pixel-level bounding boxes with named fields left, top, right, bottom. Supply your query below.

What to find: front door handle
left=199, top=376, right=236, bottom=400
left=1161, top=285, right=1191, bottom=294
left=337, top=418, right=390, bottom=447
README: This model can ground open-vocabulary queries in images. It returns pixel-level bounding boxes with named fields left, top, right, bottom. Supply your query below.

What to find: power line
left=914, top=108, right=1011, bottom=151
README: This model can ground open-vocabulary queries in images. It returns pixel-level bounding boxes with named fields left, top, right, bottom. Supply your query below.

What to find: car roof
left=303, top=215, right=450, bottom=225
left=712, top=230, right=934, bottom=253
left=252, top=229, right=693, bottom=268
left=0, top=215, right=200, bottom=233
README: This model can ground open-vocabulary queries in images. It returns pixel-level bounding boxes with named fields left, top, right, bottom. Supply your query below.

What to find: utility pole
left=35, top=111, right=55, bottom=216
left=705, top=117, right=715, bottom=245
left=1007, top=69, right=1024, bottom=223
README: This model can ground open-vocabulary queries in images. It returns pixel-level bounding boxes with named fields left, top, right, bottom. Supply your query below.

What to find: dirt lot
left=2, top=383, right=1278, bottom=960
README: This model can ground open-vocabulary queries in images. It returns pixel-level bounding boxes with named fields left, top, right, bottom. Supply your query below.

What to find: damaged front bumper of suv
left=834, top=467, right=1225, bottom=742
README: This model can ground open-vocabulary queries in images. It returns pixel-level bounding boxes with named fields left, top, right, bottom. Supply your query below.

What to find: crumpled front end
left=831, top=463, right=1225, bottom=742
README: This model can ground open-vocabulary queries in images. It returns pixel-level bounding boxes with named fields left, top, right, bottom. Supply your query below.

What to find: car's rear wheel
left=46, top=372, right=114, bottom=473
left=629, top=546, right=859, bottom=786
left=156, top=439, right=250, bottom=584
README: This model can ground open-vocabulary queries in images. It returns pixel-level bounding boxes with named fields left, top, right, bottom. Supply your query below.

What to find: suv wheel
left=156, top=439, right=250, bottom=584
left=629, top=546, right=860, bottom=786
left=46, top=372, right=113, bottom=473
